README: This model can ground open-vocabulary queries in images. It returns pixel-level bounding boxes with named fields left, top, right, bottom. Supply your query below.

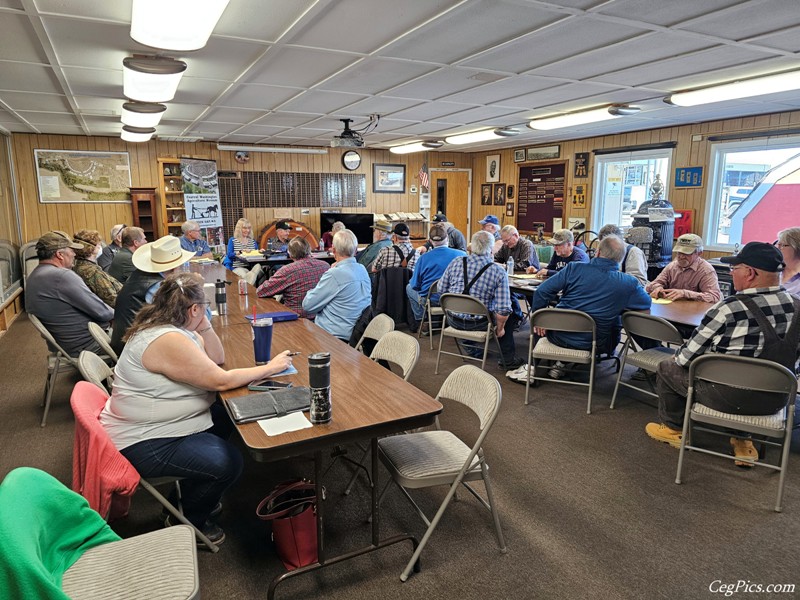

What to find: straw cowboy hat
left=133, top=235, right=196, bottom=273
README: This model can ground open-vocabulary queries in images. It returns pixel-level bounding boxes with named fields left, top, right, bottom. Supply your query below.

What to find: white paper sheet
left=257, top=411, right=312, bottom=436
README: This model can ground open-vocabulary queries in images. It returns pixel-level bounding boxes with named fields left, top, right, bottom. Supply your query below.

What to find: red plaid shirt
left=256, top=257, right=330, bottom=318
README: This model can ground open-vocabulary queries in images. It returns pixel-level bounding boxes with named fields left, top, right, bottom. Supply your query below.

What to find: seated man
left=598, top=224, right=648, bottom=286
left=480, top=214, right=502, bottom=254
left=438, top=230, right=523, bottom=369
left=110, top=236, right=195, bottom=355
left=529, top=229, right=588, bottom=276
left=646, top=242, right=798, bottom=466
left=406, top=223, right=466, bottom=331
left=266, top=221, right=292, bottom=253
left=357, top=219, right=392, bottom=272
left=531, top=235, right=652, bottom=378
left=256, top=237, right=330, bottom=319
left=97, top=223, right=125, bottom=272
left=494, top=225, right=539, bottom=273
left=303, top=229, right=371, bottom=340
left=645, top=234, right=721, bottom=303
left=372, top=223, right=416, bottom=272
left=418, top=214, right=467, bottom=255
left=179, top=220, right=213, bottom=258
left=108, top=226, right=146, bottom=284
left=25, top=231, right=114, bottom=357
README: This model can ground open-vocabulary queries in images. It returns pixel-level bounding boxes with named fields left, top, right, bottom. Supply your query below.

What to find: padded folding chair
left=354, top=313, right=395, bottom=354
left=343, top=331, right=421, bottom=495
left=675, top=354, right=798, bottom=512
left=378, top=365, right=506, bottom=582
left=70, top=382, right=220, bottom=552
left=28, top=313, right=80, bottom=427
left=0, top=467, right=200, bottom=600
left=78, top=350, right=115, bottom=393
left=524, top=308, right=598, bottom=414
left=435, top=293, right=505, bottom=374
left=19, top=239, right=38, bottom=287
left=88, top=321, right=119, bottom=364
left=610, top=312, right=684, bottom=409
left=418, top=279, right=444, bottom=349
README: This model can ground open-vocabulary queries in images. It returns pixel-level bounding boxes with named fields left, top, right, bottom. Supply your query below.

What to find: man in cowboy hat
left=356, top=218, right=392, bottom=272
left=26, top=231, right=114, bottom=357
left=110, top=235, right=195, bottom=354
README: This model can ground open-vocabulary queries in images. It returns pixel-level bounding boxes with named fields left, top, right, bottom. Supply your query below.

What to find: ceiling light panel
left=666, top=70, right=800, bottom=106
left=131, top=0, right=230, bottom=51
left=123, top=56, right=187, bottom=103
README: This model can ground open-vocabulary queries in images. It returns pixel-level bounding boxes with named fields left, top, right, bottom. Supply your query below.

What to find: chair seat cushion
left=692, top=403, right=786, bottom=431
left=62, top=525, right=199, bottom=600
left=442, top=325, right=488, bottom=342
left=429, top=307, right=444, bottom=315
left=532, top=337, right=591, bottom=362
left=625, top=346, right=676, bottom=370
left=379, top=431, right=480, bottom=487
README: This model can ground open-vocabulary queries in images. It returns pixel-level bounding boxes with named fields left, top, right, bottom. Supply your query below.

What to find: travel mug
left=215, top=279, right=228, bottom=315
left=252, top=317, right=273, bottom=365
left=308, top=352, right=331, bottom=424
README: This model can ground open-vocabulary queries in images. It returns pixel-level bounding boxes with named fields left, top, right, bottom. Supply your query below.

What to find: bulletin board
left=516, top=163, right=565, bottom=234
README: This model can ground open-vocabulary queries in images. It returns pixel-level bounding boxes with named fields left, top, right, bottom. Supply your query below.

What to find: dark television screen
left=320, top=212, right=374, bottom=245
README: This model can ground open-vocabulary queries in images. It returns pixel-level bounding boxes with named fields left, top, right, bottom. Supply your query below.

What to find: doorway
left=430, top=169, right=471, bottom=238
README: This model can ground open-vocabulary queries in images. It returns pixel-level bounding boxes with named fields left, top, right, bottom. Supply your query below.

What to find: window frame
left=703, top=136, right=800, bottom=252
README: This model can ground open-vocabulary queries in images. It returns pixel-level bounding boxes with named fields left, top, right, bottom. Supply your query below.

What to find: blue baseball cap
left=479, top=215, right=499, bottom=226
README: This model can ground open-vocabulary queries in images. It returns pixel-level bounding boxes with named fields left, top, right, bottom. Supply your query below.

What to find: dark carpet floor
left=1, top=313, right=799, bottom=600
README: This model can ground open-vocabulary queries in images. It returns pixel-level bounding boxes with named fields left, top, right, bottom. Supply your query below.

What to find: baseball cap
left=132, top=235, right=195, bottom=273
left=371, top=219, right=392, bottom=233
left=720, top=242, right=785, bottom=272
left=548, top=229, right=573, bottom=246
left=429, top=223, right=447, bottom=242
left=673, top=233, right=703, bottom=254
left=479, top=215, right=499, bottom=226
left=36, top=231, right=83, bottom=253
left=432, top=213, right=447, bottom=223
left=392, top=223, right=410, bottom=237
left=275, top=221, right=292, bottom=231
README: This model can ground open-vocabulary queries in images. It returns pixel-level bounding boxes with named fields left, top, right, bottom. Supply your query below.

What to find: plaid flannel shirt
left=438, top=253, right=511, bottom=316
left=674, top=286, right=798, bottom=367
left=257, top=257, right=330, bottom=318
left=372, top=241, right=416, bottom=271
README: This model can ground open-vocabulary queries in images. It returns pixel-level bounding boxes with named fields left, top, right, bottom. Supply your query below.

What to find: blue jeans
left=447, top=313, right=519, bottom=363
left=406, top=283, right=438, bottom=321
left=121, top=403, right=243, bottom=528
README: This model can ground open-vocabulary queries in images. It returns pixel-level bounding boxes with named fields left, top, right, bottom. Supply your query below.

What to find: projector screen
left=320, top=212, right=374, bottom=245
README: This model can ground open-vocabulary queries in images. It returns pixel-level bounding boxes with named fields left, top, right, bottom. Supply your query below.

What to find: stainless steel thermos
left=308, top=352, right=331, bottom=423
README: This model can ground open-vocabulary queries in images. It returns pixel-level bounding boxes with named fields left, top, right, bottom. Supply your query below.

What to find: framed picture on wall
left=506, top=202, right=514, bottom=217
left=513, top=149, right=525, bottom=163
left=493, top=183, right=505, bottom=205
left=486, top=154, right=500, bottom=182
left=527, top=145, right=560, bottom=161
left=481, top=183, right=492, bottom=205
left=372, top=163, right=405, bottom=193
left=34, top=149, right=132, bottom=203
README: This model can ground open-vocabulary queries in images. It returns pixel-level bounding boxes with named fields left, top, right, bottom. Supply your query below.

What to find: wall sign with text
left=674, top=166, right=703, bottom=188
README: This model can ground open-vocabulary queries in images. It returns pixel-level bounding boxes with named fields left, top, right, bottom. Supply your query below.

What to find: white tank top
left=100, top=325, right=214, bottom=450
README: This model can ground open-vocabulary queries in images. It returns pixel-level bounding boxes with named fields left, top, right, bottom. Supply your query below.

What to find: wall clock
left=342, top=150, right=361, bottom=171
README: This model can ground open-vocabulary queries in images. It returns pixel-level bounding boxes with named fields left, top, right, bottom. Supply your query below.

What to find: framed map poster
left=35, top=149, right=131, bottom=203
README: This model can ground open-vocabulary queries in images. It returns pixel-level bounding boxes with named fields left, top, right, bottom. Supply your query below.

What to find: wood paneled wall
left=466, top=110, right=800, bottom=250
left=10, top=109, right=800, bottom=248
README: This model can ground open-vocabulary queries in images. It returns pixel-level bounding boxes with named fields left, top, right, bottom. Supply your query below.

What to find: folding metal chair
left=418, top=279, right=444, bottom=349
left=88, top=322, right=119, bottom=364
left=354, top=313, right=395, bottom=354
left=436, top=293, right=505, bottom=374
left=78, top=350, right=115, bottom=393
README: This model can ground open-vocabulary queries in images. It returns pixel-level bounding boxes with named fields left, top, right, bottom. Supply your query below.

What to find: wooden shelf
left=130, top=187, right=157, bottom=242
left=158, top=158, right=183, bottom=237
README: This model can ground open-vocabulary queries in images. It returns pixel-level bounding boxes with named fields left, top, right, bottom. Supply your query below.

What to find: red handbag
left=256, top=479, right=319, bottom=570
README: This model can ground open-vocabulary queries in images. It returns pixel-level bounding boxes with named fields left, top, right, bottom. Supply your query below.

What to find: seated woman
left=100, top=272, right=292, bottom=546
left=73, top=229, right=123, bottom=307
left=223, top=218, right=258, bottom=277
left=321, top=220, right=345, bottom=251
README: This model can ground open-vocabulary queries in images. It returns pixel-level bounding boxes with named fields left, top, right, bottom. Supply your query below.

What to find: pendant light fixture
left=123, top=56, right=187, bottom=103
left=131, top=0, right=230, bottom=51
left=121, top=101, right=167, bottom=128
left=121, top=125, right=156, bottom=142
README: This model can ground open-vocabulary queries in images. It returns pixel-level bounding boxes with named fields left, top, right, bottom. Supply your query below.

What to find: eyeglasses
left=195, top=301, right=211, bottom=308
left=776, top=243, right=790, bottom=248
left=729, top=266, right=749, bottom=273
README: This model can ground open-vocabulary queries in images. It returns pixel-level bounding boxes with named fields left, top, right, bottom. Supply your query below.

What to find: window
left=704, top=139, right=800, bottom=249
left=592, top=149, right=672, bottom=230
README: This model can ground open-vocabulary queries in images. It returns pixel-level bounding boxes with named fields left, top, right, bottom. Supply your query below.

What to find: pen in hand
left=287, top=352, right=301, bottom=356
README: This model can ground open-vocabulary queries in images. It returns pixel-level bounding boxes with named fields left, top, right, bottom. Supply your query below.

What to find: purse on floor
left=256, top=479, right=319, bottom=570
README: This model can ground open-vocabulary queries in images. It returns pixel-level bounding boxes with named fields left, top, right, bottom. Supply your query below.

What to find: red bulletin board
left=673, top=209, right=694, bottom=239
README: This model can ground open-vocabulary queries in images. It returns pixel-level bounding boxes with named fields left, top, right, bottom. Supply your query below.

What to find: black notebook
left=227, top=387, right=311, bottom=424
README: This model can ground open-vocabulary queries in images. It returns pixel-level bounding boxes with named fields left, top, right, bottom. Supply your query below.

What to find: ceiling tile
left=214, top=0, right=317, bottom=42
left=386, top=68, right=488, bottom=101
left=33, top=0, right=131, bottom=21
left=61, top=66, right=120, bottom=97
left=341, top=96, right=424, bottom=118
left=592, top=0, right=743, bottom=27
left=390, top=101, right=473, bottom=122
left=218, top=84, right=301, bottom=110
left=16, top=111, right=79, bottom=126
left=42, top=18, right=147, bottom=70
left=319, top=58, right=437, bottom=95
left=278, top=90, right=367, bottom=114
left=248, top=47, right=357, bottom=88
left=0, top=91, right=70, bottom=112
left=253, top=112, right=317, bottom=128
left=0, top=14, right=49, bottom=63
left=677, top=0, right=800, bottom=40
left=444, top=76, right=566, bottom=106
left=204, top=106, right=267, bottom=124
left=0, top=63, right=61, bottom=94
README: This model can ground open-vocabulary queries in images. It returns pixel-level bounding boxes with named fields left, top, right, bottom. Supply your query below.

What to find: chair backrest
left=88, top=322, right=119, bottom=363
left=531, top=308, right=596, bottom=336
left=534, top=244, right=554, bottom=265
left=20, top=240, right=39, bottom=285
left=78, top=351, right=115, bottom=393
left=622, top=312, right=684, bottom=346
left=436, top=365, right=502, bottom=431
left=440, top=293, right=491, bottom=320
left=28, top=312, right=75, bottom=361
left=355, top=313, right=395, bottom=352
left=424, top=279, right=439, bottom=302
left=369, top=331, right=420, bottom=381
left=689, top=354, right=798, bottom=401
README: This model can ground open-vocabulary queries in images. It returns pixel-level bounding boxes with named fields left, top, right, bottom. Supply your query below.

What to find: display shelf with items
left=157, top=158, right=185, bottom=236
left=129, top=187, right=157, bottom=242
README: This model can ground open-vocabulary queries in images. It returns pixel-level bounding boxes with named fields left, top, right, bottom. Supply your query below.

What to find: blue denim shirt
left=180, top=235, right=211, bottom=256
left=302, top=257, right=371, bottom=340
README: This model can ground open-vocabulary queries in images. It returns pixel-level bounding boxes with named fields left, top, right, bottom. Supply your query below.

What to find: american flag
left=418, top=162, right=429, bottom=191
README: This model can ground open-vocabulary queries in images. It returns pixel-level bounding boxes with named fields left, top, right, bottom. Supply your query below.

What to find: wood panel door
left=431, top=170, right=471, bottom=238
